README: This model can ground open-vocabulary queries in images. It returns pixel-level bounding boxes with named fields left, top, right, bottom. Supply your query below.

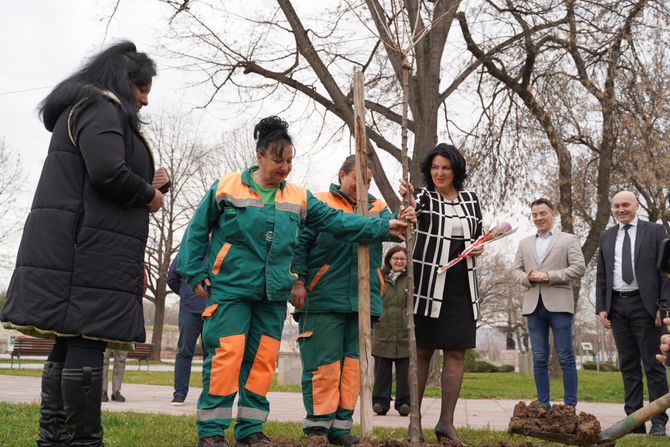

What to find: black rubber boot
left=37, top=361, right=69, bottom=447
left=62, top=367, right=104, bottom=447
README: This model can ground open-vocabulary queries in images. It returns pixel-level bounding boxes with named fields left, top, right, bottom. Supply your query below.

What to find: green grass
left=3, top=368, right=668, bottom=404
left=2, top=402, right=665, bottom=447
left=277, top=370, right=669, bottom=403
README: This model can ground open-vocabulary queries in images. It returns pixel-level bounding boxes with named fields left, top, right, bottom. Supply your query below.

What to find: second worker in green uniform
left=292, top=155, right=414, bottom=446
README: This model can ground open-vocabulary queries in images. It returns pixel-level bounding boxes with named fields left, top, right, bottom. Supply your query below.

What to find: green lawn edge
left=2, top=369, right=665, bottom=403
left=2, top=402, right=666, bottom=447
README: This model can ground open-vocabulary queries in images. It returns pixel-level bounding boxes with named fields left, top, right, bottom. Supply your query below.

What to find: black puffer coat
left=1, top=93, right=155, bottom=345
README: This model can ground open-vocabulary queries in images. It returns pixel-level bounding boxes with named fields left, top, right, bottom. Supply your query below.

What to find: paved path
left=0, top=374, right=632, bottom=431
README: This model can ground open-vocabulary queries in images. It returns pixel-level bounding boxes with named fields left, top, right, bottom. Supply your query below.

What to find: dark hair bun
left=254, top=116, right=289, bottom=142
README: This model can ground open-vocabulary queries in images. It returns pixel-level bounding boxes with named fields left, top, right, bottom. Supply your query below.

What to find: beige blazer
left=512, top=231, right=586, bottom=315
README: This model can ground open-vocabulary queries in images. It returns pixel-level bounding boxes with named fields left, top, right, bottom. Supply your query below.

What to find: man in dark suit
left=596, top=191, right=670, bottom=436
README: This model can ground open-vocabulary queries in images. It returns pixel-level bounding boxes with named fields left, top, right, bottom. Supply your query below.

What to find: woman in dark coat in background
left=372, top=245, right=410, bottom=417
left=1, top=41, right=161, bottom=446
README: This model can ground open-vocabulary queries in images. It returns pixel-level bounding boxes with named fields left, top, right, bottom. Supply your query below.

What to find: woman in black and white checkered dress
left=403, top=143, right=483, bottom=446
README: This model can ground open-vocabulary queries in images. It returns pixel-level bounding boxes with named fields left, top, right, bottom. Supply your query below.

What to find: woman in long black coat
left=1, top=41, right=161, bottom=447
left=372, top=245, right=410, bottom=417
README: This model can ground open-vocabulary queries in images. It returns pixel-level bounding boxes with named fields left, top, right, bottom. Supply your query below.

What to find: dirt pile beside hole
left=508, top=400, right=614, bottom=445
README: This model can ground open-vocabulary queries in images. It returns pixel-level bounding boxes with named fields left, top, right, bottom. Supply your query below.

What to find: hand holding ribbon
left=437, top=222, right=516, bottom=274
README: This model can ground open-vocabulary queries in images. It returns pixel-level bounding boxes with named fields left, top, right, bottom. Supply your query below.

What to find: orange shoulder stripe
left=314, top=191, right=353, bottom=213
left=215, top=172, right=262, bottom=205
left=277, top=183, right=307, bottom=207
left=370, top=199, right=388, bottom=212
left=276, top=183, right=308, bottom=217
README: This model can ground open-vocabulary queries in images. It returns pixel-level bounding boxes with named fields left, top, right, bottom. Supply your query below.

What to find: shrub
left=464, top=351, right=515, bottom=372
left=464, top=349, right=480, bottom=372
left=582, top=361, right=619, bottom=371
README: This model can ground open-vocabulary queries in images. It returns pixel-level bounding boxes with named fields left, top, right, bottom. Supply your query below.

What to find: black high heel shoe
left=434, top=426, right=466, bottom=446
left=406, top=422, right=425, bottom=443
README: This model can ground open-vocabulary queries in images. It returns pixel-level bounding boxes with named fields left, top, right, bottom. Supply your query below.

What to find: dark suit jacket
left=595, top=219, right=670, bottom=318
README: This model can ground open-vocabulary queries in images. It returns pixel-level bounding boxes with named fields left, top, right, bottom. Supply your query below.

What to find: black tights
left=416, top=347, right=465, bottom=441
left=47, top=337, right=106, bottom=369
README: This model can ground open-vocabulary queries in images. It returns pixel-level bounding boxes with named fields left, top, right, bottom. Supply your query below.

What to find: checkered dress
left=412, top=187, right=482, bottom=319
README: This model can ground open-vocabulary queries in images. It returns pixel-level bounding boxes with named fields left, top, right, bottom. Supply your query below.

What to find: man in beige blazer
left=512, top=198, right=586, bottom=409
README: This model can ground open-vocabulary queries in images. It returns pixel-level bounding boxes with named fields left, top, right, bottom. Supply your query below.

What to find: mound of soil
left=508, top=400, right=614, bottom=446
left=270, top=435, right=539, bottom=447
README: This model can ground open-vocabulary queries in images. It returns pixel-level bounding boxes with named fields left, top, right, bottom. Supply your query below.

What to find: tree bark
left=353, top=71, right=374, bottom=440
left=401, top=55, right=421, bottom=446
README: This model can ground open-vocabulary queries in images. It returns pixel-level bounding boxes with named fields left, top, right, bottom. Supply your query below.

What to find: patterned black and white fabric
left=412, top=187, right=482, bottom=319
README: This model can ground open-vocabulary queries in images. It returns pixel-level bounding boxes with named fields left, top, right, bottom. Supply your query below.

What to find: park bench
left=126, top=342, right=154, bottom=371
left=8, top=336, right=55, bottom=369
left=7, top=336, right=154, bottom=371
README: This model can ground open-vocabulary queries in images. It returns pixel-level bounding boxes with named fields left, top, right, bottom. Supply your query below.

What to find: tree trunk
left=353, top=71, right=374, bottom=440
left=401, top=55, right=421, bottom=446
left=150, top=276, right=167, bottom=361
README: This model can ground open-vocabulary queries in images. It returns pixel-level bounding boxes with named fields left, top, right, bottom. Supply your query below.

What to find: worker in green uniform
left=291, top=155, right=415, bottom=446
left=178, top=117, right=408, bottom=447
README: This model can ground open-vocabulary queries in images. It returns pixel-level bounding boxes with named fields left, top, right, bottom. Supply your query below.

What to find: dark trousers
left=173, top=311, right=205, bottom=399
left=610, top=294, right=669, bottom=428
left=48, top=336, right=106, bottom=368
left=372, top=356, right=409, bottom=412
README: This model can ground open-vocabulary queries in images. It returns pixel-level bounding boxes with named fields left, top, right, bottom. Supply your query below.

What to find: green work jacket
left=293, top=184, right=395, bottom=316
left=372, top=271, right=409, bottom=359
left=178, top=168, right=391, bottom=303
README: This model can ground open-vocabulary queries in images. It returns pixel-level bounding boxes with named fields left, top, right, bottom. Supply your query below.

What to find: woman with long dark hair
left=1, top=41, right=160, bottom=446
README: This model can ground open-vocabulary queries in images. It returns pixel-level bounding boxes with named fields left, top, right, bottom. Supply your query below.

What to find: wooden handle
left=601, top=392, right=670, bottom=441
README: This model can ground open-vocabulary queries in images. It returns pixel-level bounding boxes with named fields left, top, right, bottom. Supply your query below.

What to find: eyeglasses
left=391, top=257, right=407, bottom=262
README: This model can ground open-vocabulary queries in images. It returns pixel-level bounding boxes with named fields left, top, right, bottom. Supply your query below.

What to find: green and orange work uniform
left=293, top=184, right=394, bottom=439
left=177, top=168, right=392, bottom=442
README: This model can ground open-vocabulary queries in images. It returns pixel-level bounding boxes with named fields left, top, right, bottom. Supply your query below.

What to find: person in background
left=372, top=245, right=410, bottom=417
left=101, top=349, right=128, bottom=402
left=596, top=191, right=669, bottom=436
left=177, top=116, right=408, bottom=447
left=0, top=41, right=160, bottom=446
left=167, top=254, right=207, bottom=406
left=291, top=155, right=414, bottom=446
left=401, top=143, right=483, bottom=447
left=511, top=198, right=585, bottom=409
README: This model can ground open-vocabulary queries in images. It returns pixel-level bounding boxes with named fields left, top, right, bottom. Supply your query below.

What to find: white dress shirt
left=535, top=230, right=553, bottom=263
left=613, top=216, right=639, bottom=291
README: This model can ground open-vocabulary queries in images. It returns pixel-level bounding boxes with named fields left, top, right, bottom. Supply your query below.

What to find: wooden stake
left=353, top=70, right=373, bottom=440
left=401, top=55, right=421, bottom=446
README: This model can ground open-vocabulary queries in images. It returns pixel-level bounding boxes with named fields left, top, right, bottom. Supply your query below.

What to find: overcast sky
left=0, top=1, right=534, bottom=287
left=0, top=1, right=334, bottom=280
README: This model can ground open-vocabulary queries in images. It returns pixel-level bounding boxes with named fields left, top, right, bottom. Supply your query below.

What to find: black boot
left=62, top=367, right=104, bottom=447
left=37, top=361, right=69, bottom=447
